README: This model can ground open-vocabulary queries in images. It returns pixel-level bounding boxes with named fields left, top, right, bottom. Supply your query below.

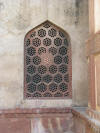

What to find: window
left=24, top=21, right=72, bottom=99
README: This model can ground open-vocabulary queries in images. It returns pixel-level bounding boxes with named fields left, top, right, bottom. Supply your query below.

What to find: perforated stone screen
left=24, top=21, right=72, bottom=99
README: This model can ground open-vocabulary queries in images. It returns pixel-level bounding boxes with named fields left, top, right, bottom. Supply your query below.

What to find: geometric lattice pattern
left=24, top=21, right=72, bottom=99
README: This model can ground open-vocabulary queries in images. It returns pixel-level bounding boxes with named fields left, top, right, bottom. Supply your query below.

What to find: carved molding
left=0, top=108, right=72, bottom=118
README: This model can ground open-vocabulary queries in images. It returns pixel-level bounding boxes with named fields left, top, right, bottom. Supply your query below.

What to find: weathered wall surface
left=0, top=0, right=89, bottom=109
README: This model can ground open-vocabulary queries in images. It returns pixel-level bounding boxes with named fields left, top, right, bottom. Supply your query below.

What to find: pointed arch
left=24, top=20, right=72, bottom=99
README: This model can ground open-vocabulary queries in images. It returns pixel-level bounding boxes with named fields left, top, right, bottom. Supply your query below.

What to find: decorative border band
left=0, top=108, right=72, bottom=118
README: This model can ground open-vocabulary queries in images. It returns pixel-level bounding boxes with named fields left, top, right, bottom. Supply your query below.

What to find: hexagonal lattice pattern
left=38, top=29, right=46, bottom=37
left=49, top=83, right=57, bottom=92
left=43, top=22, right=51, bottom=28
left=59, top=31, right=65, bottom=38
left=59, top=46, right=67, bottom=55
left=27, top=65, right=36, bottom=74
left=33, top=92, right=42, bottom=97
left=32, top=74, right=41, bottom=84
left=26, top=74, right=31, bottom=83
left=38, top=65, right=47, bottom=74
left=43, top=93, right=52, bottom=97
left=37, top=83, right=47, bottom=92
left=54, top=92, right=63, bottom=97
left=27, top=47, right=36, bottom=56
left=64, top=39, right=69, bottom=46
left=26, top=56, right=31, bottom=65
left=63, top=56, right=69, bottom=64
left=33, top=56, right=41, bottom=65
left=59, top=83, right=68, bottom=92
left=30, top=32, right=36, bottom=38
left=59, top=64, right=67, bottom=73
left=43, top=38, right=51, bottom=46
left=54, top=38, right=62, bottom=46
left=26, top=39, right=30, bottom=46
left=32, top=38, right=41, bottom=47
left=49, top=65, right=57, bottom=74
left=54, top=55, right=62, bottom=64
left=64, top=74, right=69, bottom=82
left=26, top=93, right=31, bottom=98
left=38, top=47, right=46, bottom=55
left=27, top=83, right=36, bottom=93
left=48, top=28, right=57, bottom=37
left=64, top=92, right=69, bottom=97
left=54, top=74, right=62, bottom=83
left=43, top=74, right=52, bottom=83
left=24, top=21, right=71, bottom=98
left=49, top=47, right=57, bottom=55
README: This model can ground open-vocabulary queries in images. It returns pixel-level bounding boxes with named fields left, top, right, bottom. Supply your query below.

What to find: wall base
left=0, top=108, right=74, bottom=133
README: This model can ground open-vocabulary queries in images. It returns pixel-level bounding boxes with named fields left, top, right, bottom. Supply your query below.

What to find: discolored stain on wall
left=0, top=2, right=4, bottom=11
left=14, top=0, right=32, bottom=30
left=75, top=0, right=80, bottom=25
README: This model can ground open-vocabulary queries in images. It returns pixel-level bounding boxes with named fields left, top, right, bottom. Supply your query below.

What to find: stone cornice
left=0, top=108, right=72, bottom=118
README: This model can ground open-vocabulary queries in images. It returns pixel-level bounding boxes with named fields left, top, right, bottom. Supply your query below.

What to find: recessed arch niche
left=24, top=20, right=72, bottom=99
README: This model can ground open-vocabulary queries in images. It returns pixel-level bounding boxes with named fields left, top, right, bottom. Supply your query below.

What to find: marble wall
left=0, top=0, right=89, bottom=109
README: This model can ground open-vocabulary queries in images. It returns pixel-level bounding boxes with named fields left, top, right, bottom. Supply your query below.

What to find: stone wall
left=0, top=0, right=89, bottom=109
left=0, top=108, right=74, bottom=133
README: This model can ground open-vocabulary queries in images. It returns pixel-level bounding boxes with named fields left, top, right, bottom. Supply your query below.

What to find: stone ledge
left=0, top=108, right=72, bottom=118
left=72, top=107, right=100, bottom=133
left=87, top=108, right=100, bottom=122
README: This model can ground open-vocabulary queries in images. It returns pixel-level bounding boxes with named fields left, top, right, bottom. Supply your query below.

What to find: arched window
left=24, top=21, right=72, bottom=99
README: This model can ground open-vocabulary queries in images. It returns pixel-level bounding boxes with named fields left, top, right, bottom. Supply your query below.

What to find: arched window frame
left=24, top=20, right=72, bottom=99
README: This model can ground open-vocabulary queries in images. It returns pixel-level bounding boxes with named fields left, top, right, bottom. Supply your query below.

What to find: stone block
left=0, top=118, right=31, bottom=133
